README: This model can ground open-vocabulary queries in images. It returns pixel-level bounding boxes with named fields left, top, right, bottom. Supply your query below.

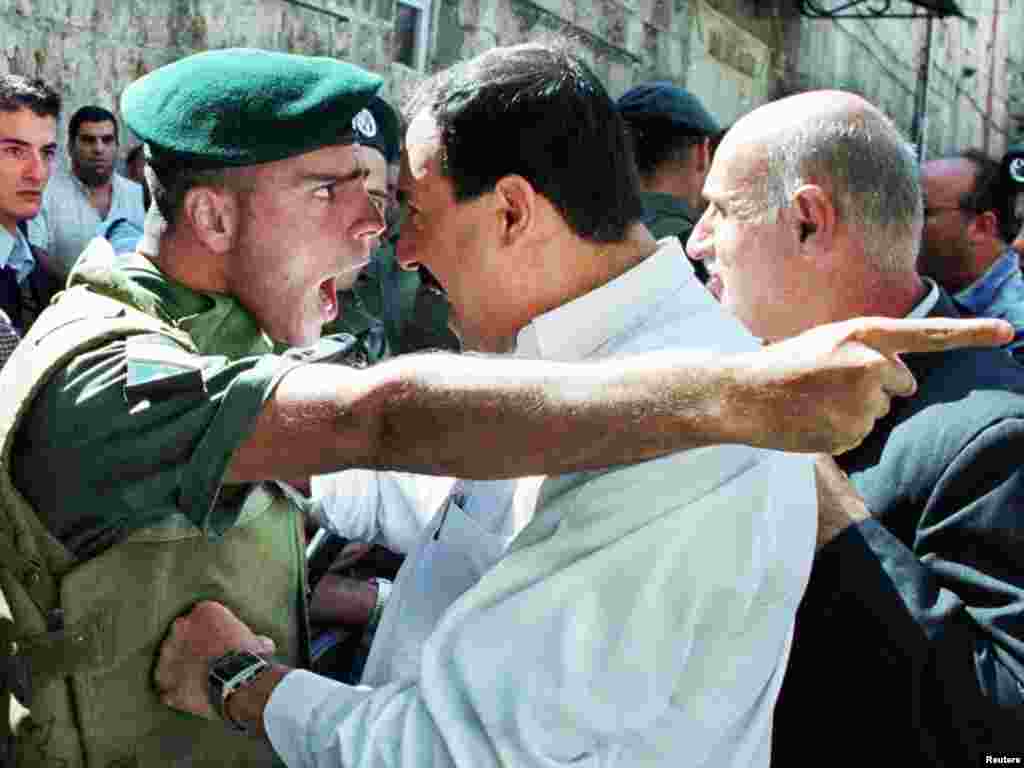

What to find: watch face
left=210, top=650, right=266, bottom=686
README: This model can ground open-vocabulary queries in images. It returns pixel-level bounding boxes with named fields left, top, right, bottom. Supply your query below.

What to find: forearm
left=229, top=350, right=747, bottom=483
left=361, top=350, right=752, bottom=479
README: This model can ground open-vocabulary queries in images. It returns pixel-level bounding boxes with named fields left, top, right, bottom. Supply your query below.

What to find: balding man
left=687, top=90, right=1024, bottom=765
left=920, top=150, right=1024, bottom=352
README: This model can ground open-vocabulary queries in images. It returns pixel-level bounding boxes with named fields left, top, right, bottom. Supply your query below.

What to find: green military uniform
left=639, top=190, right=701, bottom=246
left=0, top=47, right=385, bottom=766
left=3, top=240, right=312, bottom=766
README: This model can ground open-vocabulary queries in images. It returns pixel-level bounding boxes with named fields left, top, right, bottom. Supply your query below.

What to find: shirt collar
left=954, top=248, right=1019, bottom=314
left=906, top=277, right=941, bottom=318
left=0, top=225, right=35, bottom=281
left=69, top=236, right=273, bottom=359
left=0, top=226, right=15, bottom=270
left=514, top=238, right=701, bottom=361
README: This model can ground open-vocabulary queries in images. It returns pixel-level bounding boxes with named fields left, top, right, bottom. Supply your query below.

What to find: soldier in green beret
left=0, top=47, right=1009, bottom=768
left=616, top=82, right=721, bottom=282
left=322, top=95, right=458, bottom=364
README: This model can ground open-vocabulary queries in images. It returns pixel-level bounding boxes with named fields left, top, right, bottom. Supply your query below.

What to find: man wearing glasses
left=920, top=149, right=1024, bottom=352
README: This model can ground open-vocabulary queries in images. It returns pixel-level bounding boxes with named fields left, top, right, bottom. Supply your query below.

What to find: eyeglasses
left=923, top=205, right=981, bottom=218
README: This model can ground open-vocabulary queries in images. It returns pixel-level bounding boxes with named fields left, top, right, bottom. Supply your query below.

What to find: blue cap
left=616, top=81, right=720, bottom=136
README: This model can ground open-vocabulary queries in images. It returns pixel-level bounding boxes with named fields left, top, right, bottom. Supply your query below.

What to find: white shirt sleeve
left=266, top=449, right=815, bottom=768
left=311, top=471, right=456, bottom=555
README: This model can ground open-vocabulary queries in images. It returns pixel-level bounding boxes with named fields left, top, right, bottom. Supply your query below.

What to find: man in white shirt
left=29, top=105, right=145, bottom=282
left=0, top=74, right=60, bottom=333
left=149, top=45, right=1015, bottom=768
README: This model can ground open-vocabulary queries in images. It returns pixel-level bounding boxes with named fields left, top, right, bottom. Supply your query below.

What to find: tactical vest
left=0, top=286, right=311, bottom=767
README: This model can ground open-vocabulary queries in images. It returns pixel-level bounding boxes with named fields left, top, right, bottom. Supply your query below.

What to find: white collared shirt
left=0, top=225, right=36, bottom=283
left=282, top=238, right=816, bottom=768
left=27, top=170, right=145, bottom=279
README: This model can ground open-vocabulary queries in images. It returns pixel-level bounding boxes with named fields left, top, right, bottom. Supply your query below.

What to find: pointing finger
left=849, top=317, right=1013, bottom=356
left=876, top=353, right=916, bottom=398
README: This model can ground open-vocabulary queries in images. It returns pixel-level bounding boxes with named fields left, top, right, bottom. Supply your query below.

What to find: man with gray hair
left=687, top=90, right=1024, bottom=765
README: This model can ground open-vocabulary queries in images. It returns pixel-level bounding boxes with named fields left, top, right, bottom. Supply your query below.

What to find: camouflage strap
left=0, top=286, right=194, bottom=753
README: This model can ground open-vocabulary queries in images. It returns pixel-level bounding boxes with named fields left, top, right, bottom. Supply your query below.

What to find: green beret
left=352, top=96, right=401, bottom=165
left=121, top=48, right=383, bottom=168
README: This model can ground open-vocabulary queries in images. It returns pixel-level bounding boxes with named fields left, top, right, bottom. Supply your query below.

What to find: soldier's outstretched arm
left=225, top=316, right=1012, bottom=484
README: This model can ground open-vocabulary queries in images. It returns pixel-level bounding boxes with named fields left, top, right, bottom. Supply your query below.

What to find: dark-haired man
left=30, top=104, right=145, bottom=282
left=0, top=73, right=60, bottom=333
left=617, top=81, right=719, bottom=281
left=153, top=44, right=1009, bottom=768
left=920, top=149, right=1024, bottom=351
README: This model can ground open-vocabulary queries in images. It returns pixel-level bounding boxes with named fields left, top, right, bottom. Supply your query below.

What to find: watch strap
left=207, top=649, right=270, bottom=732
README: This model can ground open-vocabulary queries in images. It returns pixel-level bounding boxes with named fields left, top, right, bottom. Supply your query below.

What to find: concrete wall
left=1, top=0, right=1020, bottom=161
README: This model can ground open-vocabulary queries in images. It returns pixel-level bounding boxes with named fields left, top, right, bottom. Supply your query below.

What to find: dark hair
left=69, top=105, right=118, bottom=143
left=0, top=74, right=61, bottom=119
left=405, top=42, right=643, bottom=243
left=145, top=156, right=221, bottom=229
left=126, top=143, right=145, bottom=166
left=624, top=117, right=705, bottom=180
left=959, top=148, right=1017, bottom=242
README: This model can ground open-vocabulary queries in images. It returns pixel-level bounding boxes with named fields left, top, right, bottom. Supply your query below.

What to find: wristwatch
left=207, top=649, right=270, bottom=732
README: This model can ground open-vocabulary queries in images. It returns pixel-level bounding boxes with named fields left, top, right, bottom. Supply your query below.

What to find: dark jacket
left=773, top=290, right=1024, bottom=765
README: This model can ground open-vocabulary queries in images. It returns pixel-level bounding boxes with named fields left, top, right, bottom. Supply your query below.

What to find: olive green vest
left=0, top=286, right=309, bottom=767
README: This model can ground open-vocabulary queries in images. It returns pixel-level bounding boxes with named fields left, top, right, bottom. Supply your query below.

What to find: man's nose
left=356, top=194, right=387, bottom=241
left=23, top=151, right=48, bottom=183
left=685, top=214, right=713, bottom=261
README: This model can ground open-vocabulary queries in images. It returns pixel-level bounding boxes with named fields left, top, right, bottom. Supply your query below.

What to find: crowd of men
left=0, top=39, right=1022, bottom=768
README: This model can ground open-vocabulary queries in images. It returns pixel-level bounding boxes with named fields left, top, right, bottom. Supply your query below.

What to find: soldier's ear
left=184, top=186, right=237, bottom=254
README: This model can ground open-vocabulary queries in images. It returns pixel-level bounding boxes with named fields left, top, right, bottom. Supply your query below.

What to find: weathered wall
left=1, top=0, right=1020, bottom=160
left=1, top=0, right=394, bottom=159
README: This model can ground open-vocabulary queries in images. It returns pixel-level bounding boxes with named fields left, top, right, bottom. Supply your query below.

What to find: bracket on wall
left=281, top=0, right=350, bottom=23
left=798, top=0, right=963, bottom=19
left=508, top=0, right=642, bottom=65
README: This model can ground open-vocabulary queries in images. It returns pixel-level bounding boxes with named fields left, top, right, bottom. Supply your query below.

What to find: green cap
left=121, top=48, right=383, bottom=168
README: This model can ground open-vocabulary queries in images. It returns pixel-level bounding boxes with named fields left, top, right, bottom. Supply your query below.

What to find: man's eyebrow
left=0, top=137, right=57, bottom=151
left=299, top=168, right=369, bottom=185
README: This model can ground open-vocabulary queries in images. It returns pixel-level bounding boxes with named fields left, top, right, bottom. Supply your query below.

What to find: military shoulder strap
left=0, top=286, right=194, bottom=754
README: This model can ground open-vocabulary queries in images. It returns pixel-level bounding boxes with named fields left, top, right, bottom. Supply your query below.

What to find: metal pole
left=910, top=14, right=933, bottom=162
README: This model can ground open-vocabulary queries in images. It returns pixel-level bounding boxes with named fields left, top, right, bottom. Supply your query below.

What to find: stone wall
left=1, top=0, right=1020, bottom=160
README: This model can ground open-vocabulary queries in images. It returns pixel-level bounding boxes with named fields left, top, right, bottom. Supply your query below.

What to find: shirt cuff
left=264, top=669, right=371, bottom=765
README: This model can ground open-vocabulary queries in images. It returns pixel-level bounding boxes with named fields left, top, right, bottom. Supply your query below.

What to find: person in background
left=617, top=81, right=719, bottom=282
left=28, top=104, right=145, bottom=283
left=919, top=149, right=1024, bottom=351
left=1003, top=143, right=1024, bottom=257
left=0, top=73, right=60, bottom=334
left=685, top=89, right=1024, bottom=765
left=125, top=142, right=151, bottom=210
